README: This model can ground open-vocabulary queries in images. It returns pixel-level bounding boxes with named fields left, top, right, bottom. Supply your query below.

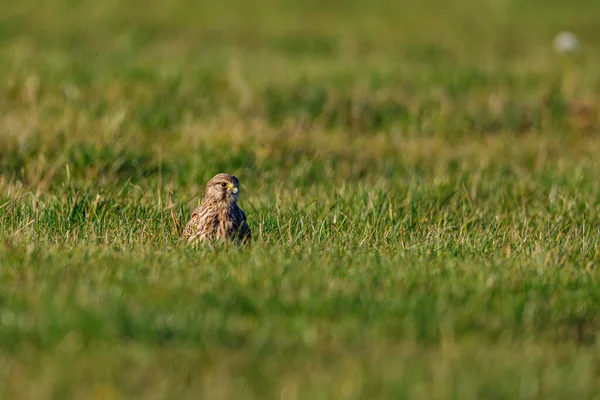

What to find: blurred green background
left=1, top=1, right=600, bottom=399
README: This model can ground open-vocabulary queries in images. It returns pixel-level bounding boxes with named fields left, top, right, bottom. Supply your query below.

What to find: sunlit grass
left=1, top=0, right=600, bottom=398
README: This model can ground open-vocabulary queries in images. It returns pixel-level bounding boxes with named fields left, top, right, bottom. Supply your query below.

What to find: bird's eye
left=220, top=182, right=227, bottom=188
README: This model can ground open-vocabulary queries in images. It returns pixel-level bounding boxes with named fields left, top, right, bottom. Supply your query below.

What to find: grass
left=1, top=0, right=600, bottom=398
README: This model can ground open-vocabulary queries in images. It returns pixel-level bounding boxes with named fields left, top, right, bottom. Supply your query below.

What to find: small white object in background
left=553, top=31, right=580, bottom=54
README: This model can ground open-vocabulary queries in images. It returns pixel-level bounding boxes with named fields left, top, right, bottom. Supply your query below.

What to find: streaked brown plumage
left=182, top=173, right=251, bottom=245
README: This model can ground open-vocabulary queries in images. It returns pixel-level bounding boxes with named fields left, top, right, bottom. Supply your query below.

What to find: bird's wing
left=236, top=207, right=252, bottom=244
left=182, top=203, right=221, bottom=243
left=181, top=213, right=201, bottom=239
left=238, top=220, right=252, bottom=244
left=190, top=205, right=203, bottom=218
left=181, top=205, right=207, bottom=239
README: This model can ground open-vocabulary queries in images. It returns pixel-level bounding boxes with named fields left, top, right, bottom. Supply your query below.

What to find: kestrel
left=182, top=173, right=252, bottom=245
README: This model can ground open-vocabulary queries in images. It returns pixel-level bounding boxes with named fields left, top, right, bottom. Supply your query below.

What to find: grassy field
left=1, top=0, right=600, bottom=398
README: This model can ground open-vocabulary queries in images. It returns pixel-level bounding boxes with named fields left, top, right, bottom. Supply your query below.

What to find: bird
left=181, top=173, right=252, bottom=245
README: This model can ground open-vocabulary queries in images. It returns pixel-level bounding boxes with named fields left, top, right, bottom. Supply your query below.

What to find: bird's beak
left=230, top=185, right=239, bottom=195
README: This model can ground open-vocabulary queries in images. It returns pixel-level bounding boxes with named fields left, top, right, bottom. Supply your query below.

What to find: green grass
left=1, top=0, right=600, bottom=398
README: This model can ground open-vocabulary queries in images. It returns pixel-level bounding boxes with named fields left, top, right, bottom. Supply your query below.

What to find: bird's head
left=205, top=173, right=240, bottom=203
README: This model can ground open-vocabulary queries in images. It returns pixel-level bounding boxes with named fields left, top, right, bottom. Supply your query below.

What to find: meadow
left=1, top=0, right=600, bottom=398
